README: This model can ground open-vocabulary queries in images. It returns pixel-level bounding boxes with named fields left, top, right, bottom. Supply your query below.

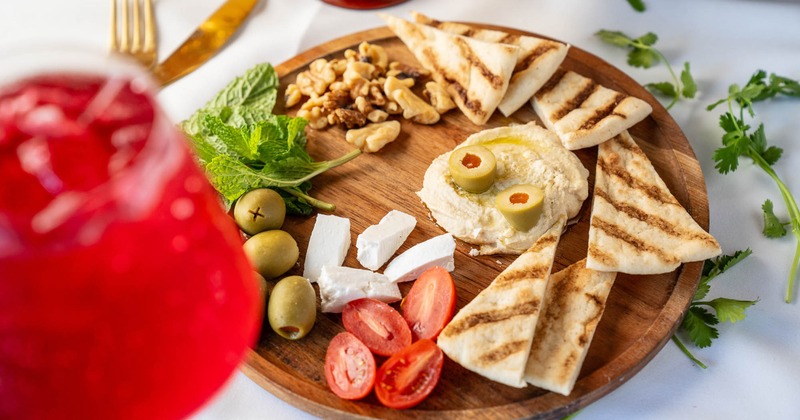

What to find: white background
left=2, top=0, right=799, bottom=418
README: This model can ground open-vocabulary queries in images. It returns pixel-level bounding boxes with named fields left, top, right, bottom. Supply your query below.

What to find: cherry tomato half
left=401, top=266, right=456, bottom=341
left=375, top=338, right=444, bottom=409
left=324, top=332, right=376, bottom=400
left=342, top=298, right=412, bottom=357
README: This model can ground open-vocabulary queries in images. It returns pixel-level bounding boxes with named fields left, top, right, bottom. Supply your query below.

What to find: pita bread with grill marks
left=411, top=11, right=568, bottom=117
left=532, top=69, right=652, bottom=150
left=436, top=217, right=565, bottom=388
left=380, top=13, right=519, bottom=125
left=587, top=130, right=721, bottom=274
left=523, top=258, right=616, bottom=396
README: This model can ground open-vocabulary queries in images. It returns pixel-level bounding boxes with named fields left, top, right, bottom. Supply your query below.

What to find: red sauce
left=322, top=0, right=408, bottom=10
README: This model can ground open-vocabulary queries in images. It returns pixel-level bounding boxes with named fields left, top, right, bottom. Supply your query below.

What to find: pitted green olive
left=268, top=275, right=317, bottom=340
left=234, top=188, right=286, bottom=235
left=496, top=184, right=544, bottom=231
left=448, top=145, right=497, bottom=194
left=243, top=230, right=299, bottom=279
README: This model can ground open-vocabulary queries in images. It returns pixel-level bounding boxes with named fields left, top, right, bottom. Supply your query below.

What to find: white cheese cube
left=317, top=265, right=402, bottom=313
left=302, top=214, right=351, bottom=283
left=356, top=210, right=417, bottom=271
left=383, top=233, right=456, bottom=283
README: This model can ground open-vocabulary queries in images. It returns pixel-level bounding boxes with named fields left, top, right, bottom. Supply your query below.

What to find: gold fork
left=110, top=0, right=157, bottom=69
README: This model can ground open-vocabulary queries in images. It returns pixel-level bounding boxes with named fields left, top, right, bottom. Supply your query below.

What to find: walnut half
left=384, top=76, right=440, bottom=125
left=345, top=120, right=401, bottom=153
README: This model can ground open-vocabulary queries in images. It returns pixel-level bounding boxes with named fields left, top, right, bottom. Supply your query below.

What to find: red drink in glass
left=0, top=52, right=261, bottom=419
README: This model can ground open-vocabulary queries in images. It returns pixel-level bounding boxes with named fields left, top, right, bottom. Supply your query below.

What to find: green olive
left=243, top=230, right=299, bottom=279
left=495, top=184, right=544, bottom=231
left=254, top=271, right=269, bottom=302
left=268, top=275, right=317, bottom=340
left=448, top=145, right=497, bottom=193
left=234, top=188, right=286, bottom=235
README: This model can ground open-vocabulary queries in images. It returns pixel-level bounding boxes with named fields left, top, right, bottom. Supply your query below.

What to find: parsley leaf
left=708, top=70, right=800, bottom=302
left=762, top=199, right=789, bottom=238
left=595, top=30, right=694, bottom=109
left=673, top=250, right=756, bottom=367
left=182, top=63, right=361, bottom=214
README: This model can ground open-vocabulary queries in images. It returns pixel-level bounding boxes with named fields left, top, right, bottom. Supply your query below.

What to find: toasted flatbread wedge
left=523, top=258, right=616, bottom=396
left=532, top=70, right=652, bottom=150
left=437, top=217, right=565, bottom=388
left=411, top=11, right=568, bottom=117
left=587, top=131, right=722, bottom=274
left=380, top=13, right=519, bottom=125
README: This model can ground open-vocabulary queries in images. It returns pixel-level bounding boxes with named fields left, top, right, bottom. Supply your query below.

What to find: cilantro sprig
left=595, top=30, right=696, bottom=110
left=673, top=250, right=757, bottom=368
left=707, top=70, right=800, bottom=302
left=182, top=63, right=360, bottom=215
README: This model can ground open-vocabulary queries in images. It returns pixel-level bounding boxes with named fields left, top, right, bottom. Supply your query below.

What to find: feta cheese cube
left=356, top=210, right=417, bottom=271
left=318, top=265, right=402, bottom=313
left=302, top=214, right=351, bottom=283
left=383, top=233, right=456, bottom=283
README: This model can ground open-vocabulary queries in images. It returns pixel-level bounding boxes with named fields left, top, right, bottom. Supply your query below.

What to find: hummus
left=417, top=122, right=589, bottom=255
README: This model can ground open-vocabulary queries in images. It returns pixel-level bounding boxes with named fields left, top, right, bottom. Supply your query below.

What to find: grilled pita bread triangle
left=437, top=216, right=565, bottom=388
left=380, top=13, right=519, bottom=125
left=587, top=130, right=721, bottom=274
left=532, top=70, right=652, bottom=150
left=523, top=258, right=616, bottom=396
left=411, top=11, right=568, bottom=117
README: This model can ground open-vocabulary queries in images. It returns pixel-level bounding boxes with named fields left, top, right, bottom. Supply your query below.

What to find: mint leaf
left=762, top=199, right=789, bottom=238
left=207, top=63, right=278, bottom=112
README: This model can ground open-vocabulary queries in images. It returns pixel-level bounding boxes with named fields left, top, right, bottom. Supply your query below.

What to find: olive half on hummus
left=417, top=122, right=589, bottom=255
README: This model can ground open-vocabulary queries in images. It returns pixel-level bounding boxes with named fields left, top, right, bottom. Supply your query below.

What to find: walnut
left=322, top=90, right=352, bottom=112
left=384, top=76, right=440, bottom=125
left=295, top=58, right=337, bottom=96
left=424, top=81, right=456, bottom=114
left=284, top=84, right=302, bottom=108
left=345, top=120, right=401, bottom=153
left=328, top=108, right=367, bottom=129
left=355, top=97, right=388, bottom=123
left=298, top=94, right=328, bottom=129
left=357, top=42, right=389, bottom=70
left=387, top=61, right=429, bottom=83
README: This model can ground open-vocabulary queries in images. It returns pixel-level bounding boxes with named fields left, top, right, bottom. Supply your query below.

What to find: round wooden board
left=241, top=25, right=708, bottom=419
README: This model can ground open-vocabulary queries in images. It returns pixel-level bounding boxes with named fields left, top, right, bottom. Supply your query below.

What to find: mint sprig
left=182, top=63, right=360, bottom=214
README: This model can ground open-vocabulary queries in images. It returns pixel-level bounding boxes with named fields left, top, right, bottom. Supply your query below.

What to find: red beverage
left=0, top=56, right=261, bottom=419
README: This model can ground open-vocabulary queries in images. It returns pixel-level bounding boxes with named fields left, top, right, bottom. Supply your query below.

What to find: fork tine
left=143, top=0, right=155, bottom=54
left=132, top=0, right=141, bottom=53
left=109, top=0, right=118, bottom=51
left=120, top=0, right=130, bottom=52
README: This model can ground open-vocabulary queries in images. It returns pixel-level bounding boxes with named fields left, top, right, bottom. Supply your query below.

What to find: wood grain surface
left=241, top=25, right=709, bottom=419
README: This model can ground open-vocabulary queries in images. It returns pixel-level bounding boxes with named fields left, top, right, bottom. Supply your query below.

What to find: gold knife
left=152, top=0, right=259, bottom=87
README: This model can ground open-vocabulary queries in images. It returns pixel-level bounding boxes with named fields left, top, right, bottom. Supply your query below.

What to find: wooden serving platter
left=241, top=25, right=708, bottom=419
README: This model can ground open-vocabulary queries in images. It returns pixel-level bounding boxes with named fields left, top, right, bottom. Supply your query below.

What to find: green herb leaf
left=708, top=70, right=800, bottom=302
left=626, top=0, right=646, bottom=12
left=762, top=199, right=789, bottom=238
left=595, top=30, right=634, bottom=48
left=181, top=63, right=361, bottom=214
left=681, top=306, right=719, bottom=348
left=680, top=62, right=697, bottom=98
left=705, top=298, right=758, bottom=323
left=646, top=81, right=677, bottom=98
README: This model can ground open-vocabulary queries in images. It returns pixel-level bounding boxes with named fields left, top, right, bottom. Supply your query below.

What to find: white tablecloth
left=3, top=0, right=799, bottom=418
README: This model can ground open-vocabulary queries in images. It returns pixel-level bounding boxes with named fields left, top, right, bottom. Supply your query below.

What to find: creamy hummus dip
left=417, top=122, right=589, bottom=255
